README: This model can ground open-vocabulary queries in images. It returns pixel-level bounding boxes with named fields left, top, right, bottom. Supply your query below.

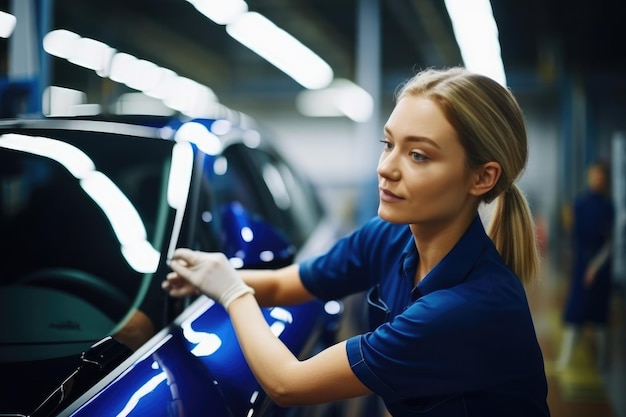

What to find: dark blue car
left=0, top=114, right=341, bottom=416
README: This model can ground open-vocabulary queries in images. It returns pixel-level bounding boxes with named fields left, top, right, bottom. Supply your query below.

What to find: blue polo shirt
left=299, top=215, right=549, bottom=416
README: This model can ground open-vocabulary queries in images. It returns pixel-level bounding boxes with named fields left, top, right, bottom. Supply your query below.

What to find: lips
left=379, top=188, right=403, bottom=202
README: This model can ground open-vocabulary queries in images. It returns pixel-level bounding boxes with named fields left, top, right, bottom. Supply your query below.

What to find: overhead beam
left=386, top=0, right=461, bottom=68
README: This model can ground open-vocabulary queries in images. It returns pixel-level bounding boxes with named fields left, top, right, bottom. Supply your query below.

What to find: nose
left=377, top=150, right=400, bottom=180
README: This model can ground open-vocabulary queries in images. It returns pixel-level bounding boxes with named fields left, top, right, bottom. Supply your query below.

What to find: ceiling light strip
left=444, top=0, right=507, bottom=86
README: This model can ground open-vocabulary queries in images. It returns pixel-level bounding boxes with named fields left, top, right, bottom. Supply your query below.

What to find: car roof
left=0, top=115, right=171, bottom=138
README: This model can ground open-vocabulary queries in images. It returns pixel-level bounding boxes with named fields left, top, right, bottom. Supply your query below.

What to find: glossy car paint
left=63, top=299, right=326, bottom=417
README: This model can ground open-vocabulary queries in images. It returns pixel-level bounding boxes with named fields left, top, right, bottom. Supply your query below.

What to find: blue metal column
left=611, top=133, right=626, bottom=288
left=559, top=72, right=589, bottom=203
left=4, top=0, right=52, bottom=116
left=354, top=0, right=382, bottom=228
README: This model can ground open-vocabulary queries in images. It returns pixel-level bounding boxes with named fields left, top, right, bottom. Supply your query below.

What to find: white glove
left=166, top=248, right=254, bottom=309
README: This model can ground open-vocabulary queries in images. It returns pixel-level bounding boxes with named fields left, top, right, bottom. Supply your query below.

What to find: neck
left=410, top=211, right=476, bottom=284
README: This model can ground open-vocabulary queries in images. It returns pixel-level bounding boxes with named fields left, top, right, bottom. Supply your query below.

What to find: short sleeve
left=299, top=217, right=401, bottom=301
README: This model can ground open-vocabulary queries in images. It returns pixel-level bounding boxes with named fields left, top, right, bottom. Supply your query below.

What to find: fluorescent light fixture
left=109, top=53, right=142, bottom=88
left=44, top=30, right=115, bottom=76
left=109, top=53, right=163, bottom=92
left=0, top=11, right=17, bottom=38
left=297, top=90, right=343, bottom=118
left=295, top=78, right=373, bottom=122
left=444, top=0, right=507, bottom=86
left=43, top=29, right=219, bottom=117
left=114, top=92, right=175, bottom=116
left=68, top=103, right=102, bottom=116
left=67, top=37, right=116, bottom=76
left=162, top=77, right=217, bottom=117
left=109, top=52, right=218, bottom=116
left=143, top=68, right=178, bottom=100
left=43, top=29, right=81, bottom=59
left=42, top=86, right=101, bottom=117
left=42, top=86, right=85, bottom=116
left=188, top=0, right=248, bottom=25
left=226, top=12, right=333, bottom=89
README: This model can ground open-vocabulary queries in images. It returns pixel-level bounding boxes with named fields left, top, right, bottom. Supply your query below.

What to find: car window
left=0, top=152, right=138, bottom=285
left=210, top=143, right=324, bottom=248
left=0, top=130, right=176, bottom=345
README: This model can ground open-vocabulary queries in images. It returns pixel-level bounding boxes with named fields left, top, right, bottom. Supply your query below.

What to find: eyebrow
left=383, top=126, right=441, bottom=149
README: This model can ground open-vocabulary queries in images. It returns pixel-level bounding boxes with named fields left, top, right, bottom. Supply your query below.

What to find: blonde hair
left=397, top=67, right=539, bottom=285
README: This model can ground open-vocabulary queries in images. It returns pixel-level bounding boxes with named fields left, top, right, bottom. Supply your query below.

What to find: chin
left=377, top=207, right=408, bottom=224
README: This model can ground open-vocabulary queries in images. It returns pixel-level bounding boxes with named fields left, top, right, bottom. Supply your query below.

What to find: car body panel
left=62, top=297, right=325, bottom=417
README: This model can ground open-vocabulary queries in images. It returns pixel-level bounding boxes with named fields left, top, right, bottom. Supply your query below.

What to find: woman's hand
left=584, top=265, right=597, bottom=288
left=162, top=248, right=254, bottom=308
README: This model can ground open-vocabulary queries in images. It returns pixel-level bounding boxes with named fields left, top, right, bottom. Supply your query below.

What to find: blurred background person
left=557, top=160, right=615, bottom=369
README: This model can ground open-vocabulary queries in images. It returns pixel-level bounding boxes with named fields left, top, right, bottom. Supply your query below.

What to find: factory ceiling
left=5, top=0, right=626, bottom=112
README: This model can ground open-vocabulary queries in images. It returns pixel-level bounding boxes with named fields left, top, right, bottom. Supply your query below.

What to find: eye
left=411, top=151, right=428, bottom=162
left=379, top=139, right=393, bottom=151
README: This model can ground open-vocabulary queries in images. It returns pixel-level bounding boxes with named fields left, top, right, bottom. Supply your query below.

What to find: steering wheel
left=17, top=267, right=132, bottom=324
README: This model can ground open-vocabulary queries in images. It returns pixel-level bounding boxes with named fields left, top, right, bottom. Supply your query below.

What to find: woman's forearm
left=239, top=264, right=315, bottom=307
left=226, top=293, right=370, bottom=406
left=227, top=293, right=301, bottom=403
left=588, top=242, right=611, bottom=273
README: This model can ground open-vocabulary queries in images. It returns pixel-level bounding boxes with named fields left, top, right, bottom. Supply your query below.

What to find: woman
left=558, top=161, right=614, bottom=369
left=163, top=67, right=550, bottom=416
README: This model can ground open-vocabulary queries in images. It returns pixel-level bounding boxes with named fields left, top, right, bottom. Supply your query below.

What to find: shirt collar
left=401, top=215, right=491, bottom=297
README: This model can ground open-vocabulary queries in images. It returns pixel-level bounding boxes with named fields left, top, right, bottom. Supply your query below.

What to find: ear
left=469, top=161, right=501, bottom=197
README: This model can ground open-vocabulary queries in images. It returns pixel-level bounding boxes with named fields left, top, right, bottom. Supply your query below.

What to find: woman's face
left=377, top=95, right=477, bottom=226
left=587, top=165, right=608, bottom=193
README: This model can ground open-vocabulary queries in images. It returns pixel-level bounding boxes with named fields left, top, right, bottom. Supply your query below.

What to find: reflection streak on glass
left=262, top=163, right=291, bottom=210
left=0, top=133, right=159, bottom=272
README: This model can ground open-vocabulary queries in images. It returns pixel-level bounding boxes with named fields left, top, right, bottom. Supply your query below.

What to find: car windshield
left=0, top=128, right=178, bottom=367
left=0, top=130, right=173, bottom=284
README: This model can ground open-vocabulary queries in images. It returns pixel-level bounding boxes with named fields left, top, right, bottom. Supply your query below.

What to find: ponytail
left=487, top=184, right=540, bottom=286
